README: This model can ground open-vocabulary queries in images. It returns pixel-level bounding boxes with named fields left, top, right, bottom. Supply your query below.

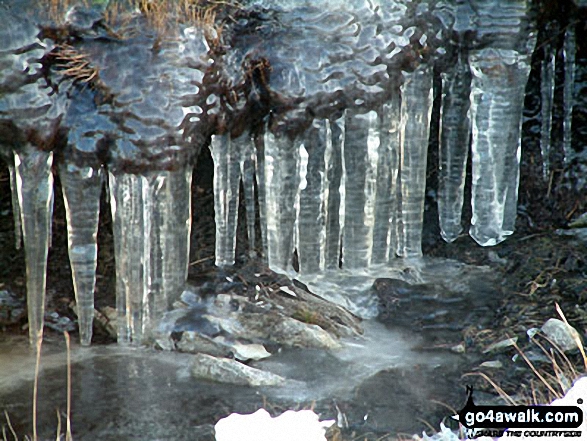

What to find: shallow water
left=0, top=317, right=469, bottom=440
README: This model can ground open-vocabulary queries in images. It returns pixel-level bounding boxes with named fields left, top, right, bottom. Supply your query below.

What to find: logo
left=455, top=386, right=584, bottom=439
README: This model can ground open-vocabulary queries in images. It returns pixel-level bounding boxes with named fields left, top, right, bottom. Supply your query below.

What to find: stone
left=176, top=331, right=233, bottom=357
left=208, top=312, right=341, bottom=349
left=95, top=306, right=118, bottom=339
left=541, top=318, right=582, bottom=352
left=223, top=340, right=271, bottom=361
left=483, top=337, right=518, bottom=353
left=191, top=353, right=285, bottom=386
left=0, top=289, right=25, bottom=326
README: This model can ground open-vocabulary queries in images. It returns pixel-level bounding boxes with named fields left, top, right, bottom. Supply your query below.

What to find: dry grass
left=466, top=303, right=587, bottom=407
left=2, top=332, right=73, bottom=441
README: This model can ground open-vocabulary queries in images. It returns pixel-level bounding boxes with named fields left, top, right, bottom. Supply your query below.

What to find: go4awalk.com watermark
left=455, top=385, right=585, bottom=439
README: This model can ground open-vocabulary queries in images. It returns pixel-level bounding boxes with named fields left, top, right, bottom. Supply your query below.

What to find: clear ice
left=1, top=0, right=571, bottom=345
left=60, top=163, right=102, bottom=346
left=109, top=168, right=192, bottom=344
left=14, top=147, right=55, bottom=346
left=438, top=53, right=471, bottom=243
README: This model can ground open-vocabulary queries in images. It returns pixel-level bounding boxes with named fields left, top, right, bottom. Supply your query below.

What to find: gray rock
left=541, top=318, right=582, bottom=352
left=177, top=331, right=233, bottom=357
left=483, top=337, right=518, bottom=353
left=208, top=312, right=341, bottom=349
left=191, top=353, right=285, bottom=386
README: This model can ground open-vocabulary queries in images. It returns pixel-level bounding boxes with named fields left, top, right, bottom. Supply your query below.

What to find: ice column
left=398, top=65, right=433, bottom=257
left=263, top=132, right=301, bottom=273
left=255, top=136, right=268, bottom=262
left=540, top=45, right=555, bottom=178
left=211, top=134, right=243, bottom=266
left=342, top=110, right=379, bottom=269
left=438, top=54, right=472, bottom=243
left=239, top=135, right=258, bottom=256
left=297, top=120, right=329, bottom=273
left=468, top=48, right=532, bottom=246
left=7, top=160, right=22, bottom=249
left=372, top=97, right=401, bottom=263
left=563, top=25, right=576, bottom=164
left=324, top=117, right=344, bottom=269
left=60, top=163, right=102, bottom=346
left=14, top=146, right=54, bottom=346
left=109, top=168, right=192, bottom=344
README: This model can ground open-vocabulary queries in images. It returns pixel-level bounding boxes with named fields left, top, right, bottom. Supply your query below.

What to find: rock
left=222, top=340, right=272, bottom=361
left=483, top=337, right=518, bottom=353
left=450, top=343, right=465, bottom=354
left=208, top=312, right=341, bottom=349
left=541, top=318, right=582, bottom=352
left=176, top=331, right=233, bottom=357
left=0, top=289, right=25, bottom=326
left=95, top=306, right=117, bottom=339
left=479, top=360, right=503, bottom=369
left=272, top=317, right=341, bottom=349
left=191, top=353, right=285, bottom=386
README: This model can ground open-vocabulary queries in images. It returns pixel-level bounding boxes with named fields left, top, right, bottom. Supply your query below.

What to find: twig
left=3, top=411, right=18, bottom=441
left=512, top=339, right=558, bottom=398
left=65, top=331, right=72, bottom=441
left=33, top=332, right=43, bottom=441
left=555, top=303, right=587, bottom=371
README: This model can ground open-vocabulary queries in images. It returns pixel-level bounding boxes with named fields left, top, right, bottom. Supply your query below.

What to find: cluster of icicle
left=0, top=0, right=575, bottom=347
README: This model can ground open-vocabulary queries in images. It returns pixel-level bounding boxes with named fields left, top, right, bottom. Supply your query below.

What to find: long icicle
left=398, top=65, right=433, bottom=257
left=562, top=24, right=576, bottom=164
left=341, top=109, right=379, bottom=269
left=60, top=163, right=102, bottom=346
left=438, top=52, right=472, bottom=243
left=540, top=44, right=555, bottom=178
left=211, top=134, right=244, bottom=267
left=7, top=160, right=23, bottom=250
left=297, top=119, right=328, bottom=274
left=263, top=131, right=300, bottom=273
left=373, top=96, right=401, bottom=263
left=14, top=146, right=54, bottom=347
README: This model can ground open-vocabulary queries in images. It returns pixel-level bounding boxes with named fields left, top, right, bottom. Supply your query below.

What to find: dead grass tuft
left=466, top=304, right=586, bottom=407
left=2, top=332, right=73, bottom=441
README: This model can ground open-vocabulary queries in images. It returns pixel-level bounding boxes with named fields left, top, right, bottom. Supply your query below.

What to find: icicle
left=157, top=169, right=192, bottom=322
left=324, top=117, right=344, bottom=269
left=211, top=134, right=242, bottom=267
left=540, top=45, right=555, bottom=178
left=263, top=132, right=301, bottom=273
left=255, top=135, right=268, bottom=263
left=297, top=120, right=329, bottom=274
left=372, top=96, right=401, bottom=264
left=398, top=65, right=433, bottom=257
left=438, top=53, right=472, bottom=243
left=14, top=146, right=54, bottom=347
left=7, top=161, right=22, bottom=250
left=341, top=109, right=379, bottom=269
left=109, top=168, right=191, bottom=344
left=60, top=163, right=102, bottom=346
left=239, top=135, right=257, bottom=256
left=563, top=25, right=576, bottom=164
left=468, top=48, right=532, bottom=246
